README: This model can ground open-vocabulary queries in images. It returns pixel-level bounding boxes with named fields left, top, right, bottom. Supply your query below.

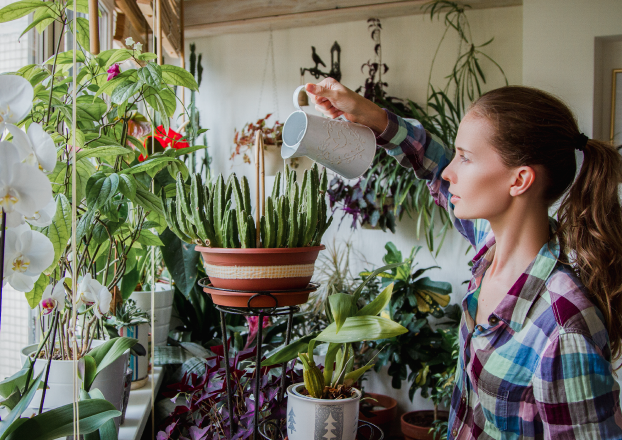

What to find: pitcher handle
left=293, top=85, right=306, bottom=112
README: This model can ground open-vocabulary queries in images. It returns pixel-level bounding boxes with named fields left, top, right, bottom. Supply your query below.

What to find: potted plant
left=401, top=328, right=458, bottom=440
left=262, top=264, right=408, bottom=440
left=106, top=299, right=150, bottom=388
left=162, top=164, right=333, bottom=308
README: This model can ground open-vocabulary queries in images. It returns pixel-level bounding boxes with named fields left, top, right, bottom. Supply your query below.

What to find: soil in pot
left=401, top=410, right=449, bottom=440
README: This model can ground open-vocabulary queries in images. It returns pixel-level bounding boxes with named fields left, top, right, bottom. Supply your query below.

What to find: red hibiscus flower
left=139, top=125, right=190, bottom=161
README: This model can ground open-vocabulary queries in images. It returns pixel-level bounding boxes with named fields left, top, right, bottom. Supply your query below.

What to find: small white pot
left=263, top=142, right=284, bottom=176
left=129, top=282, right=174, bottom=346
left=20, top=341, right=129, bottom=429
left=118, top=323, right=149, bottom=385
left=286, top=383, right=361, bottom=440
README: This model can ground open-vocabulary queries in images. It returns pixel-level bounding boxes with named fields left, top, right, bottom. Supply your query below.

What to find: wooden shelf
left=184, top=0, right=522, bottom=38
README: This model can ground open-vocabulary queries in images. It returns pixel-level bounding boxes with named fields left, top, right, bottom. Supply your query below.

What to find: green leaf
left=84, top=389, right=117, bottom=440
left=81, top=355, right=97, bottom=392
left=159, top=87, right=177, bottom=117
left=95, top=69, right=137, bottom=97
left=0, top=370, right=43, bottom=440
left=0, top=0, right=45, bottom=23
left=343, top=363, right=374, bottom=387
left=20, top=7, right=53, bottom=37
left=123, top=156, right=176, bottom=175
left=143, top=87, right=170, bottom=126
left=356, top=283, right=394, bottom=317
left=5, top=399, right=120, bottom=440
left=45, top=49, right=85, bottom=65
left=328, top=293, right=355, bottom=334
left=352, top=262, right=405, bottom=304
left=138, top=63, right=162, bottom=89
left=136, top=52, right=157, bottom=61
left=76, top=95, right=107, bottom=121
left=160, top=65, right=198, bottom=91
left=85, top=337, right=137, bottom=391
left=24, top=273, right=48, bottom=309
left=136, top=229, right=163, bottom=246
left=323, top=342, right=340, bottom=384
left=316, top=316, right=407, bottom=344
left=173, top=145, right=207, bottom=157
left=261, top=332, right=321, bottom=367
left=110, top=80, right=142, bottom=104
left=134, top=185, right=164, bottom=215
left=103, top=49, right=132, bottom=69
left=38, top=194, right=70, bottom=275
left=0, top=387, right=22, bottom=411
left=66, top=0, right=90, bottom=14
left=86, top=173, right=119, bottom=209
left=120, top=267, right=140, bottom=300
left=118, top=174, right=137, bottom=200
left=0, top=362, right=30, bottom=399
left=159, top=228, right=199, bottom=298
left=69, top=17, right=89, bottom=49
left=77, top=146, right=130, bottom=161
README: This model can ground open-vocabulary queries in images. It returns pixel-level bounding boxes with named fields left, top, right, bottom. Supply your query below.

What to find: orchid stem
left=0, top=211, right=6, bottom=333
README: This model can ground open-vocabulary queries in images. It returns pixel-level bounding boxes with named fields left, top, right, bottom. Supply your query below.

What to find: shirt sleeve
left=375, top=109, right=488, bottom=249
left=534, top=331, right=622, bottom=439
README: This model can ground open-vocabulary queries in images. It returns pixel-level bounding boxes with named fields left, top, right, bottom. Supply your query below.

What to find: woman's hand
left=305, top=78, right=389, bottom=134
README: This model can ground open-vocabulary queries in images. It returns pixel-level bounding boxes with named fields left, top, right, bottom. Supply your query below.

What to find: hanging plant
left=329, top=1, right=507, bottom=255
left=231, top=113, right=283, bottom=164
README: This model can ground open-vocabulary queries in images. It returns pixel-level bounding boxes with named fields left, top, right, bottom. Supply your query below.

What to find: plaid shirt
left=376, top=110, right=622, bottom=439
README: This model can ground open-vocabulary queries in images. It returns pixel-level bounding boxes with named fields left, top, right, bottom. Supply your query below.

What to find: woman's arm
left=307, top=79, right=489, bottom=249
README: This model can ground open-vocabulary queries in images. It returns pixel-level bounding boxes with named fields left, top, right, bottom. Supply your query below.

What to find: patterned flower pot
left=286, top=383, right=361, bottom=440
left=197, top=246, right=324, bottom=307
left=118, top=323, right=149, bottom=388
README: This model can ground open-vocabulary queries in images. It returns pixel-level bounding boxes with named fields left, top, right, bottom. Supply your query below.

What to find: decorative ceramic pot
left=129, top=282, right=174, bottom=346
left=359, top=392, right=398, bottom=432
left=20, top=341, right=129, bottom=430
left=286, top=383, right=361, bottom=440
left=118, top=323, right=149, bottom=388
left=197, top=246, right=324, bottom=307
left=401, top=410, right=449, bottom=440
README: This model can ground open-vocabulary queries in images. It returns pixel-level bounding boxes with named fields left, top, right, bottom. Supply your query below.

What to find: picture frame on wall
left=611, top=69, right=622, bottom=146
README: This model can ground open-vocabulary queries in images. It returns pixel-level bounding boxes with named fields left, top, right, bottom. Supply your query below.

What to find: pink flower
left=244, top=315, right=270, bottom=349
left=107, top=63, right=120, bottom=81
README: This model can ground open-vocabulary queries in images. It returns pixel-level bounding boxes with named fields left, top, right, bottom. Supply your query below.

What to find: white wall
left=523, top=0, right=622, bottom=137
left=187, top=5, right=523, bottom=417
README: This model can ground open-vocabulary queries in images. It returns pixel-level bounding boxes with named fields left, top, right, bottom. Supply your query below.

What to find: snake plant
left=163, top=164, right=332, bottom=248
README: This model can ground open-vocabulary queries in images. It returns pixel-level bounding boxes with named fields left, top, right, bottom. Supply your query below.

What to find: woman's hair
left=469, top=86, right=622, bottom=358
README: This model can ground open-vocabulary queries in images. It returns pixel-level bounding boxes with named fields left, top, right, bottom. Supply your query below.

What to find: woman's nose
left=441, top=163, right=455, bottom=183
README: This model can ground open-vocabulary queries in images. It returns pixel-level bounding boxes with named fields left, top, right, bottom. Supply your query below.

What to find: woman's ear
left=509, top=166, right=538, bottom=197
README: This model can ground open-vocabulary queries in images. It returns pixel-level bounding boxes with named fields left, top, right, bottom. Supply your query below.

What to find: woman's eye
left=460, top=155, right=469, bottom=163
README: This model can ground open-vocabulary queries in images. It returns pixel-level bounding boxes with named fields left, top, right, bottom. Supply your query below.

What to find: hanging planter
left=163, top=148, right=333, bottom=307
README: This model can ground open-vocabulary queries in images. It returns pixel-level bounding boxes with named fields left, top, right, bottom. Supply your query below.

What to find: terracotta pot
left=359, top=392, right=398, bottom=429
left=197, top=245, right=324, bottom=304
left=401, top=410, right=449, bottom=440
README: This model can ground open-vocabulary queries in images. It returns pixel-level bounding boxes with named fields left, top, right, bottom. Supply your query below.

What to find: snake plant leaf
left=261, top=332, right=320, bottom=367
left=356, top=283, right=394, bottom=317
left=315, top=316, right=407, bottom=344
left=328, top=293, right=355, bottom=333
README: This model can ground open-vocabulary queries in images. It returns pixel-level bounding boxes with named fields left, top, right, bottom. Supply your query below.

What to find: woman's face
left=441, top=113, right=517, bottom=221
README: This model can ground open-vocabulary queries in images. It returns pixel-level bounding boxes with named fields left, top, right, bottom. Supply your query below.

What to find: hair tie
left=575, top=133, right=589, bottom=152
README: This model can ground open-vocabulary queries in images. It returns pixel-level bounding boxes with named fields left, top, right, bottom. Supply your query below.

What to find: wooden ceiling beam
left=184, top=0, right=522, bottom=38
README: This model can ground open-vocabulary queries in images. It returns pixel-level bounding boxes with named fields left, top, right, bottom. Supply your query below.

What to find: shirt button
left=452, top=429, right=458, bottom=437
left=488, top=314, right=499, bottom=325
left=476, top=325, right=484, bottom=332
left=461, top=396, right=467, bottom=404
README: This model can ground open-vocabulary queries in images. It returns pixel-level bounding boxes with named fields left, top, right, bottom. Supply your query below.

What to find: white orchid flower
left=125, top=37, right=135, bottom=47
left=134, top=42, right=143, bottom=51
left=0, top=141, right=53, bottom=223
left=77, top=274, right=112, bottom=318
left=6, top=196, right=56, bottom=228
left=3, top=224, right=54, bottom=292
left=0, top=75, right=33, bottom=135
left=40, top=281, right=66, bottom=315
left=5, top=123, right=56, bottom=173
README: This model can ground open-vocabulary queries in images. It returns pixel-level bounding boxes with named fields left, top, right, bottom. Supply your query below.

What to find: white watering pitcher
left=281, top=85, right=376, bottom=179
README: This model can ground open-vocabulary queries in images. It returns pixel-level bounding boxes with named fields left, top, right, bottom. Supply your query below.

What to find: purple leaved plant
left=156, top=345, right=302, bottom=440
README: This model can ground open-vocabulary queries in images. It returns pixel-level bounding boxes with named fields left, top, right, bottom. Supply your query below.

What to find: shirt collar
left=462, top=218, right=561, bottom=333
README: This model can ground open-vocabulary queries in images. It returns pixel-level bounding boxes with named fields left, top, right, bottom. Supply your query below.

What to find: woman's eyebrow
left=456, top=146, right=473, bottom=154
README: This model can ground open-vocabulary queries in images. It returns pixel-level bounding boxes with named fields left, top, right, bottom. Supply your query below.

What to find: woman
left=305, top=78, right=622, bottom=439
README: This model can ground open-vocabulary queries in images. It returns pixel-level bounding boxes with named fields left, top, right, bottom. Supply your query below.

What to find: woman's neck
left=486, top=206, right=550, bottom=281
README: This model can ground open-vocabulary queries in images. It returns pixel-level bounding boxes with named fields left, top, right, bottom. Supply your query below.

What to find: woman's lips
left=450, top=195, right=460, bottom=203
